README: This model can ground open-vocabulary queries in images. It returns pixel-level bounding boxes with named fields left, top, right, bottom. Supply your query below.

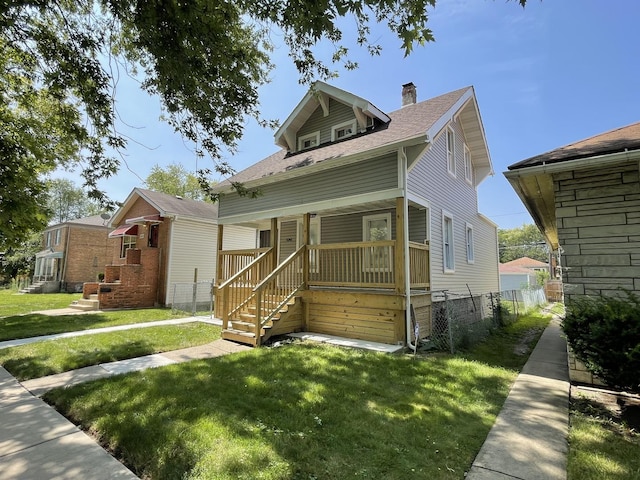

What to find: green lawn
left=0, top=308, right=190, bottom=342
left=0, top=289, right=82, bottom=317
left=568, top=395, right=640, bottom=479
left=44, top=309, right=553, bottom=479
left=0, top=323, right=221, bottom=381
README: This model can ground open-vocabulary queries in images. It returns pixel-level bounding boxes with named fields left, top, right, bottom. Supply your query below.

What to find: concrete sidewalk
left=466, top=315, right=570, bottom=480
left=1, top=336, right=248, bottom=479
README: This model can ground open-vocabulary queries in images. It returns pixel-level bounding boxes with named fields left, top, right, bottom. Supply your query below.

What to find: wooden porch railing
left=409, top=241, right=430, bottom=289
left=307, top=241, right=395, bottom=288
left=217, top=247, right=270, bottom=283
left=253, top=246, right=306, bottom=345
left=216, top=248, right=273, bottom=327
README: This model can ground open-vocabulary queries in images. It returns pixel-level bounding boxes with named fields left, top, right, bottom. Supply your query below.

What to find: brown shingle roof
left=509, top=121, right=640, bottom=170
left=135, top=188, right=218, bottom=219
left=226, top=87, right=471, bottom=185
left=502, top=257, right=548, bottom=269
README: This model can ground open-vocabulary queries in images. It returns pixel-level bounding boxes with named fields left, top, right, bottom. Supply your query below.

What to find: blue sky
left=70, top=0, right=639, bottom=230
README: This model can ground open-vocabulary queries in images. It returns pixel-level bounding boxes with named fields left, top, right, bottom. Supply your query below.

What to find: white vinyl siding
left=442, top=211, right=454, bottom=273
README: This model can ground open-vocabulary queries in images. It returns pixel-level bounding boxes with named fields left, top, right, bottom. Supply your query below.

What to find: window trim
left=442, top=211, right=455, bottom=273
left=465, top=222, right=475, bottom=264
left=446, top=127, right=456, bottom=177
left=331, top=119, right=357, bottom=142
left=464, top=144, right=472, bottom=184
left=362, top=212, right=392, bottom=272
left=297, top=131, right=320, bottom=151
left=120, top=235, right=137, bottom=259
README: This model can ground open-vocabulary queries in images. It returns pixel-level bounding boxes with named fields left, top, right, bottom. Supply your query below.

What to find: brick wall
left=554, top=161, right=640, bottom=301
left=63, top=225, right=118, bottom=292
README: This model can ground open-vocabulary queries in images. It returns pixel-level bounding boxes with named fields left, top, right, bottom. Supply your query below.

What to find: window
left=446, top=127, right=456, bottom=176
left=297, top=218, right=320, bottom=272
left=466, top=223, right=474, bottom=263
left=363, top=213, right=392, bottom=271
left=120, top=235, right=136, bottom=258
left=331, top=120, right=356, bottom=141
left=259, top=230, right=271, bottom=248
left=45, top=231, right=52, bottom=247
left=148, top=224, right=159, bottom=248
left=464, top=145, right=472, bottom=184
left=442, top=212, right=454, bottom=272
left=55, top=228, right=61, bottom=245
left=298, top=131, right=320, bottom=151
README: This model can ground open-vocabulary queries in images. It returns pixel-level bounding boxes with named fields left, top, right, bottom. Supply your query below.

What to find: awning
left=108, top=224, right=138, bottom=238
left=125, top=214, right=164, bottom=225
left=35, top=249, right=64, bottom=259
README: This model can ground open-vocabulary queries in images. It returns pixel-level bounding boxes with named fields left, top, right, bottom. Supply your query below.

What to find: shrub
left=563, top=291, right=640, bottom=393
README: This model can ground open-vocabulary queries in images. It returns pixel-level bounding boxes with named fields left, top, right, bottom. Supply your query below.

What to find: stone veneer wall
left=554, top=161, right=640, bottom=302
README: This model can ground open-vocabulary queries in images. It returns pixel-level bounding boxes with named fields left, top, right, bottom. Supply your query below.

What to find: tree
left=47, top=179, right=103, bottom=224
left=145, top=163, right=206, bottom=201
left=1, top=0, right=528, bottom=250
left=498, top=224, right=548, bottom=264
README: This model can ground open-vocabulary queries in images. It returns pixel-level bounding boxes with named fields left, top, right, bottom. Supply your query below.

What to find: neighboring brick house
left=87, top=188, right=256, bottom=309
left=31, top=215, right=116, bottom=293
left=505, top=121, right=640, bottom=301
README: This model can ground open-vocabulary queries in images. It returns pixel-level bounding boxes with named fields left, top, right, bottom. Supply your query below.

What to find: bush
left=563, top=291, right=640, bottom=393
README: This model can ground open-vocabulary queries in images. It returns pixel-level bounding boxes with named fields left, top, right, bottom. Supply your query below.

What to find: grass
left=568, top=396, right=640, bottom=479
left=0, top=308, right=191, bottom=342
left=0, top=323, right=221, bottom=381
left=0, top=289, right=82, bottom=317
left=44, top=308, right=554, bottom=479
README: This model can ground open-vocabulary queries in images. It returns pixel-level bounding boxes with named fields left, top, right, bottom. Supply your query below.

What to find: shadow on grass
left=46, top=343, right=517, bottom=479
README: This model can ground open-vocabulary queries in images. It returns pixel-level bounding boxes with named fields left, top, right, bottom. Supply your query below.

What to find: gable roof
left=221, top=85, right=491, bottom=189
left=110, top=188, right=218, bottom=226
left=499, top=263, right=537, bottom=275
left=274, top=81, right=390, bottom=151
left=46, top=214, right=110, bottom=230
left=502, top=257, right=548, bottom=269
left=505, top=121, right=640, bottom=250
left=508, top=121, right=640, bottom=170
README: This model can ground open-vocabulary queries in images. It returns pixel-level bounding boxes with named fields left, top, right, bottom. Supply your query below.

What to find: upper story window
left=446, top=127, right=456, bottom=177
left=331, top=120, right=356, bottom=142
left=464, top=145, right=472, bottom=184
left=55, top=228, right=61, bottom=245
left=45, top=231, right=52, bottom=247
left=298, top=131, right=320, bottom=151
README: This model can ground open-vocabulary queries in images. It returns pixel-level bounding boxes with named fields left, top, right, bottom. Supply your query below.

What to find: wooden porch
left=215, top=213, right=431, bottom=347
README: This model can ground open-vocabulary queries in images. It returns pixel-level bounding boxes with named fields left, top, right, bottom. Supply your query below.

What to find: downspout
left=60, top=225, right=71, bottom=290
left=399, top=147, right=416, bottom=351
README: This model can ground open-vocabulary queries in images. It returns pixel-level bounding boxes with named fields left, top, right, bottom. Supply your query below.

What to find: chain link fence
left=424, top=287, right=547, bottom=353
left=170, top=281, right=214, bottom=316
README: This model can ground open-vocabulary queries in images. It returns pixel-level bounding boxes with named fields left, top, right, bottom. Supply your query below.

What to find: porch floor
left=287, top=332, right=404, bottom=354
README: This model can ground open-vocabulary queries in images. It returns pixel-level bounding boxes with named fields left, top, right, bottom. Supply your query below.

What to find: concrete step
left=69, top=298, right=99, bottom=311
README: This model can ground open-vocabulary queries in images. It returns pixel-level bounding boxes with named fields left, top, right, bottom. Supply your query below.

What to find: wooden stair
left=221, top=297, right=299, bottom=346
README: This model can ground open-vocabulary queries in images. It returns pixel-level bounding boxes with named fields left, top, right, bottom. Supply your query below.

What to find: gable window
left=331, top=120, right=356, bottom=142
left=120, top=235, right=136, bottom=258
left=298, top=131, right=320, bottom=151
left=363, top=213, right=392, bottom=271
left=446, top=127, right=456, bottom=177
left=442, top=211, right=454, bottom=273
left=464, top=145, right=472, bottom=184
left=466, top=223, right=474, bottom=263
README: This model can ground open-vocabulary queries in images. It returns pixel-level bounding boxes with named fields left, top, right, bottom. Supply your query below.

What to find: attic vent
left=402, top=82, right=417, bottom=107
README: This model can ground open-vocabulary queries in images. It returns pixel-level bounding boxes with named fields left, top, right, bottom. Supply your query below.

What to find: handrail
left=253, top=246, right=306, bottom=345
left=217, top=248, right=272, bottom=290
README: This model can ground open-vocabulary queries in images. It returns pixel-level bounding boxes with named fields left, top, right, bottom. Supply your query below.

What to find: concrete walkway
left=466, top=315, right=570, bottom=480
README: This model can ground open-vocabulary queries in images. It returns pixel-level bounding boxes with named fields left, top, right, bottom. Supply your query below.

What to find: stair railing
left=253, top=246, right=306, bottom=345
left=216, top=248, right=273, bottom=330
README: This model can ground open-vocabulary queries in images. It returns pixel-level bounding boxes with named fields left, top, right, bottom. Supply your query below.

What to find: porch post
left=302, top=213, right=310, bottom=285
left=216, top=224, right=224, bottom=285
left=395, top=197, right=406, bottom=294
left=270, top=217, right=279, bottom=270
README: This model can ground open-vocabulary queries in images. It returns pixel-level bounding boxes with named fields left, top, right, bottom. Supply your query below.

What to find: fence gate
left=171, top=281, right=214, bottom=316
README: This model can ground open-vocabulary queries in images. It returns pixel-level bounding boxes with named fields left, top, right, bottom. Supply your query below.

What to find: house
left=212, top=81, right=500, bottom=347
left=30, top=215, right=117, bottom=293
left=505, top=121, right=640, bottom=301
left=499, top=263, right=538, bottom=292
left=82, top=188, right=256, bottom=310
left=502, top=256, right=549, bottom=273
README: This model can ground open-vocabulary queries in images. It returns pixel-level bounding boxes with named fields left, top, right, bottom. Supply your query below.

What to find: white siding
left=222, top=225, right=258, bottom=250
left=408, top=118, right=499, bottom=294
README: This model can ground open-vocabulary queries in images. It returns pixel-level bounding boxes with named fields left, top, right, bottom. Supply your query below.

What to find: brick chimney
left=402, top=82, right=417, bottom=107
